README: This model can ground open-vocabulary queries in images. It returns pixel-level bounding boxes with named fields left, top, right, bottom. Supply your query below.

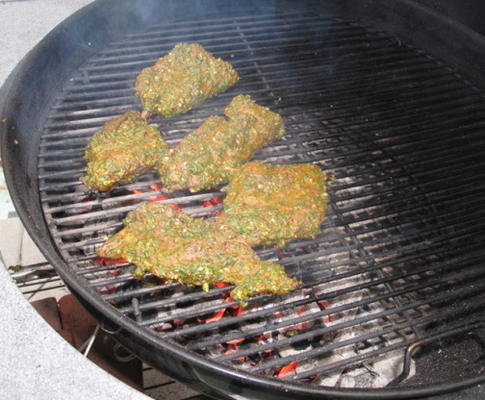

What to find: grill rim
left=2, top=0, right=485, bottom=399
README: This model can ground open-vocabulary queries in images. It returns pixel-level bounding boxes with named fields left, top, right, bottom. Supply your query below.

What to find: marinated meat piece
left=97, top=203, right=298, bottom=302
left=218, top=161, right=329, bottom=248
left=82, top=111, right=168, bottom=191
left=158, top=95, right=286, bottom=192
left=135, top=43, right=239, bottom=117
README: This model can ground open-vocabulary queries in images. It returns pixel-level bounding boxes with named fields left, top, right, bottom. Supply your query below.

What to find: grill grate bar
left=51, top=173, right=485, bottom=263
left=107, top=220, right=485, bottom=347
left=54, top=46, right=422, bottom=101
left=48, top=55, right=440, bottom=116
left=134, top=225, right=484, bottom=329
left=180, top=236, right=483, bottom=326
left=54, top=194, right=484, bottom=266
left=39, top=70, right=461, bottom=152
left=40, top=81, right=455, bottom=141
left=40, top=127, right=485, bottom=233
left=221, top=283, right=485, bottom=369
left=37, top=100, right=479, bottom=190
left=41, top=66, right=458, bottom=131
left=38, top=99, right=472, bottom=160
left=113, top=13, right=337, bottom=43
left=45, top=190, right=223, bottom=216
left=289, top=317, right=485, bottom=381
left=68, top=49, right=426, bottom=89
left=58, top=48, right=403, bottom=98
left=40, top=156, right=479, bottom=272
left=89, top=31, right=389, bottom=71
left=38, top=79, right=472, bottom=150
left=102, top=233, right=480, bottom=304
left=113, top=13, right=336, bottom=43
left=89, top=23, right=376, bottom=68
left=69, top=38, right=390, bottom=88
left=37, top=101, right=483, bottom=187
left=163, top=254, right=483, bottom=346
left=81, top=225, right=480, bottom=302
left=38, top=104, right=483, bottom=192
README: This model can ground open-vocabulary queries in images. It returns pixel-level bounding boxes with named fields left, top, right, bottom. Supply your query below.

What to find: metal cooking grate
left=38, top=11, right=485, bottom=386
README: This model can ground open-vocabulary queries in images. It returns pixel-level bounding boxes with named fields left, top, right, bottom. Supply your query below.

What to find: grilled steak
left=218, top=161, right=329, bottom=247
left=135, top=43, right=239, bottom=117
left=82, top=111, right=168, bottom=191
left=158, top=95, right=286, bottom=192
left=97, top=202, right=298, bottom=302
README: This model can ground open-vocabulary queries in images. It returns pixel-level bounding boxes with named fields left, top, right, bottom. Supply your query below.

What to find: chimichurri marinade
left=219, top=161, right=329, bottom=248
left=82, top=111, right=168, bottom=191
left=86, top=43, right=330, bottom=302
left=135, top=43, right=239, bottom=117
left=158, top=95, right=286, bottom=192
left=97, top=203, right=298, bottom=302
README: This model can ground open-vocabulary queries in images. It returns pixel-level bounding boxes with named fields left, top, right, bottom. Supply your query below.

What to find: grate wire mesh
left=38, top=11, right=485, bottom=386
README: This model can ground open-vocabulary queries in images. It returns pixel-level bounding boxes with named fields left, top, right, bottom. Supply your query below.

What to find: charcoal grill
left=2, top=0, right=485, bottom=399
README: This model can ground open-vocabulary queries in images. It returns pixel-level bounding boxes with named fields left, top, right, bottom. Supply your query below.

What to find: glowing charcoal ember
left=155, top=195, right=183, bottom=210
left=98, top=285, right=118, bottom=295
left=252, top=334, right=270, bottom=342
left=135, top=43, right=239, bottom=117
left=262, top=349, right=274, bottom=357
left=94, top=257, right=127, bottom=266
left=149, top=183, right=162, bottom=191
left=96, top=202, right=298, bottom=302
left=270, top=301, right=329, bottom=352
left=318, top=300, right=334, bottom=323
left=78, top=198, right=95, bottom=212
left=222, top=346, right=238, bottom=355
left=231, top=305, right=245, bottom=317
left=218, top=161, right=329, bottom=247
left=158, top=95, right=286, bottom=192
left=296, top=305, right=309, bottom=315
left=296, top=322, right=313, bottom=330
left=226, top=338, right=245, bottom=346
left=224, top=296, right=245, bottom=316
left=276, top=361, right=298, bottom=378
left=131, top=188, right=182, bottom=210
left=203, top=199, right=222, bottom=216
left=82, top=111, right=168, bottom=191
left=198, top=309, right=226, bottom=324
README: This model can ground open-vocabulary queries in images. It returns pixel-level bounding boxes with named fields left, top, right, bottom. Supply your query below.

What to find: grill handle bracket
left=387, top=319, right=485, bottom=386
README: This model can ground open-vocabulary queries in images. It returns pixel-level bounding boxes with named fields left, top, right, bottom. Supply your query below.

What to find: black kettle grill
left=2, top=1, right=485, bottom=399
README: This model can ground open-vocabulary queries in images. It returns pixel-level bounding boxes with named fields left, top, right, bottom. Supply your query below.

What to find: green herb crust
left=158, top=95, right=286, bottom=192
left=219, top=161, right=329, bottom=248
left=97, top=203, right=298, bottom=301
left=81, top=111, right=168, bottom=192
left=135, top=43, right=239, bottom=117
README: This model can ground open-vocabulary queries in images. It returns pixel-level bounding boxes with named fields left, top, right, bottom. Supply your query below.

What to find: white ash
left=314, top=272, right=417, bottom=388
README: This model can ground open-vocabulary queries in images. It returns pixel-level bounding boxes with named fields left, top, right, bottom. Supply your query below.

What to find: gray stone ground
left=0, top=1, right=150, bottom=399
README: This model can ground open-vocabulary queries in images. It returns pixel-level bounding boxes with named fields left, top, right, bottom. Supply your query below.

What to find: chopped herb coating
left=97, top=203, right=298, bottom=302
left=219, top=161, right=329, bottom=248
left=135, top=43, right=239, bottom=117
left=158, top=95, right=286, bottom=192
left=82, top=111, right=168, bottom=191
